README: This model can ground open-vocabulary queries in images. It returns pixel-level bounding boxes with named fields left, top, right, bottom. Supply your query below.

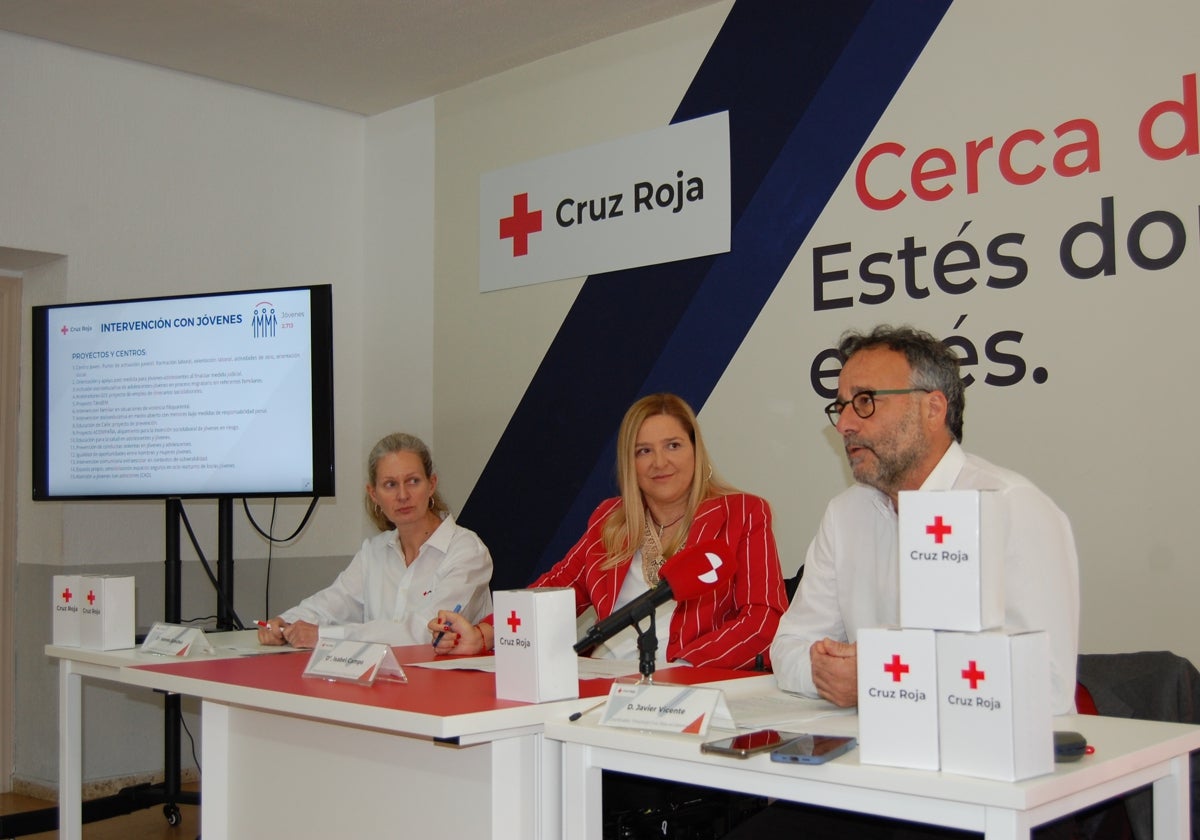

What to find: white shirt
left=771, top=442, right=1080, bottom=714
left=280, top=513, right=493, bottom=646
left=591, top=548, right=675, bottom=663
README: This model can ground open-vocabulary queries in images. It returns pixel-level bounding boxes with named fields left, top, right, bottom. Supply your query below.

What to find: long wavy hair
left=364, top=432, right=449, bottom=531
left=599, top=393, right=737, bottom=570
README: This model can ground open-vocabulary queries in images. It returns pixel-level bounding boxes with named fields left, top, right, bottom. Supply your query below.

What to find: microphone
left=573, top=540, right=733, bottom=654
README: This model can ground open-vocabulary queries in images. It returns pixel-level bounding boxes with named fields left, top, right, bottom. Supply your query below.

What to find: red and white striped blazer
left=530, top=493, right=787, bottom=670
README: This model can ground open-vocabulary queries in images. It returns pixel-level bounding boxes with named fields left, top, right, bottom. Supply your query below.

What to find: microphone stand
left=635, top=611, right=657, bottom=683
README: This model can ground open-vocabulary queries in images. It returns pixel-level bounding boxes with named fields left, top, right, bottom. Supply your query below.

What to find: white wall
left=365, top=99, right=437, bottom=452
left=2, top=32, right=436, bottom=786
left=432, top=2, right=734, bottom=502
left=431, top=0, right=1200, bottom=673
left=4, top=32, right=371, bottom=567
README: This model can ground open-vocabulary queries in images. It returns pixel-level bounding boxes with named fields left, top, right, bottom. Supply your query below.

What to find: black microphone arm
left=573, top=582, right=675, bottom=654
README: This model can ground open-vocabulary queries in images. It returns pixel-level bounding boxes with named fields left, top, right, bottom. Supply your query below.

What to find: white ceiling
left=0, top=0, right=721, bottom=116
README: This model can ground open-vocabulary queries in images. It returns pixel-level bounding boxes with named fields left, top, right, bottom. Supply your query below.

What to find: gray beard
left=855, top=444, right=921, bottom=496
left=847, top=411, right=926, bottom=496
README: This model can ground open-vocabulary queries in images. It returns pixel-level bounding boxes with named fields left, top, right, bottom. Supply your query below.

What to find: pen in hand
left=256, top=620, right=286, bottom=634
left=432, top=604, right=463, bottom=649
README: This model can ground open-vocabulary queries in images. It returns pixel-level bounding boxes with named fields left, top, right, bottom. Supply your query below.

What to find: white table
left=55, top=641, right=1197, bottom=840
left=48, top=633, right=602, bottom=840
left=49, top=641, right=223, bottom=840
left=548, top=709, right=1200, bottom=839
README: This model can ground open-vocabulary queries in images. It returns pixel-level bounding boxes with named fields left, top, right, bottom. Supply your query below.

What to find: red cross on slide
left=499, top=193, right=542, bottom=257
left=926, top=515, right=952, bottom=543
left=506, top=610, right=522, bottom=633
left=87, top=590, right=96, bottom=606
left=61, top=587, right=73, bottom=603
left=961, top=660, right=986, bottom=689
left=883, top=654, right=910, bottom=682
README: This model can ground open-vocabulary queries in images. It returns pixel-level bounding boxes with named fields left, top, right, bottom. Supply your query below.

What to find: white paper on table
left=721, top=687, right=855, bottom=731
left=409, top=655, right=661, bottom=681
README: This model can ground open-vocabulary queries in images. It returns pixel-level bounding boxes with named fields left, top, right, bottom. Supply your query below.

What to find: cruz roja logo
left=499, top=193, right=542, bottom=257
left=498, top=168, right=707, bottom=257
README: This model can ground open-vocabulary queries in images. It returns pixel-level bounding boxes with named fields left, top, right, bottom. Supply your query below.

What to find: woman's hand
left=278, top=619, right=319, bottom=649
left=428, top=611, right=491, bottom=655
left=257, top=619, right=289, bottom=646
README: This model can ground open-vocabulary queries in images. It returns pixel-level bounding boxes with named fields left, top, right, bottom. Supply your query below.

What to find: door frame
left=0, top=272, right=20, bottom=791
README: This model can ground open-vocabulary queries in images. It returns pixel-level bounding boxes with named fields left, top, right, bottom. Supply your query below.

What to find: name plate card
left=599, top=681, right=732, bottom=735
left=302, top=639, right=408, bottom=686
left=140, top=622, right=214, bottom=657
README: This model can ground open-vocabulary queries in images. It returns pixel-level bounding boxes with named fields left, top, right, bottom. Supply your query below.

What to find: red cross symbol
left=883, top=654, right=910, bottom=682
left=506, top=609, right=522, bottom=633
left=926, top=515, right=952, bottom=543
left=87, top=589, right=96, bottom=606
left=499, top=193, right=542, bottom=257
left=961, top=660, right=986, bottom=689
left=61, top=587, right=73, bottom=603
left=60, top=324, right=69, bottom=336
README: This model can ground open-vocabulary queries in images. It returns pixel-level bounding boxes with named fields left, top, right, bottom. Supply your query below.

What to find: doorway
left=0, top=272, right=19, bottom=791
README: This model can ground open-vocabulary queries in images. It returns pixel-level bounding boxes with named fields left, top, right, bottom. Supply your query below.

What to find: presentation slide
left=44, top=288, right=317, bottom=497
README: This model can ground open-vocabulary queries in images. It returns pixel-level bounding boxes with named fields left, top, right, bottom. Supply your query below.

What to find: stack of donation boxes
left=52, top=574, right=135, bottom=650
left=856, top=490, right=1053, bottom=781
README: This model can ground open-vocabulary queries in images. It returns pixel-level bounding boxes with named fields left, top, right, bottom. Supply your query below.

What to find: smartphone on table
left=700, top=729, right=802, bottom=758
left=769, top=734, right=857, bottom=765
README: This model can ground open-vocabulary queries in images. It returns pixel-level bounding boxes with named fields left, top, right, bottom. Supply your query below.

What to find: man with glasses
left=771, top=324, right=1080, bottom=715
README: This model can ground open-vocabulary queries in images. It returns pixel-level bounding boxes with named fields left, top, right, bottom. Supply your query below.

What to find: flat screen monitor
left=31, top=284, right=335, bottom=500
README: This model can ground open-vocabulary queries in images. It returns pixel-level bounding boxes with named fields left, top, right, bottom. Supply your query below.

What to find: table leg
left=488, top=733, right=555, bottom=839
left=1152, top=754, right=1189, bottom=838
left=200, top=700, right=230, bottom=839
left=561, top=742, right=602, bottom=840
left=57, top=660, right=82, bottom=840
left=539, top=733, right=562, bottom=840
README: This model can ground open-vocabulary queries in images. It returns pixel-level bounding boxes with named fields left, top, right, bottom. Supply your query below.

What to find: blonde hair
left=599, top=393, right=736, bottom=569
left=364, top=432, right=449, bottom=531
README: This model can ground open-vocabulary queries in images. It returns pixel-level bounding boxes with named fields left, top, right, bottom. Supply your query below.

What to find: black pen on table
left=432, top=603, right=463, bottom=648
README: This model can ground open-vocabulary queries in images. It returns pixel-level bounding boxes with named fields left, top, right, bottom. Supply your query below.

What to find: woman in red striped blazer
left=432, top=393, right=788, bottom=671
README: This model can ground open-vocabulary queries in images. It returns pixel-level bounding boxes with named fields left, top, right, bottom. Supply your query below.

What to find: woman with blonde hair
left=259, top=432, right=492, bottom=648
left=431, top=393, right=786, bottom=670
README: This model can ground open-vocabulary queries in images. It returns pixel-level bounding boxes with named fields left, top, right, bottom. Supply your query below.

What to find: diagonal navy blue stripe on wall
left=462, top=0, right=951, bottom=590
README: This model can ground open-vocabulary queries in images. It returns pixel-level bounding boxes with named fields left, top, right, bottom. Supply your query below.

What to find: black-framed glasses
left=824, top=389, right=930, bottom=427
